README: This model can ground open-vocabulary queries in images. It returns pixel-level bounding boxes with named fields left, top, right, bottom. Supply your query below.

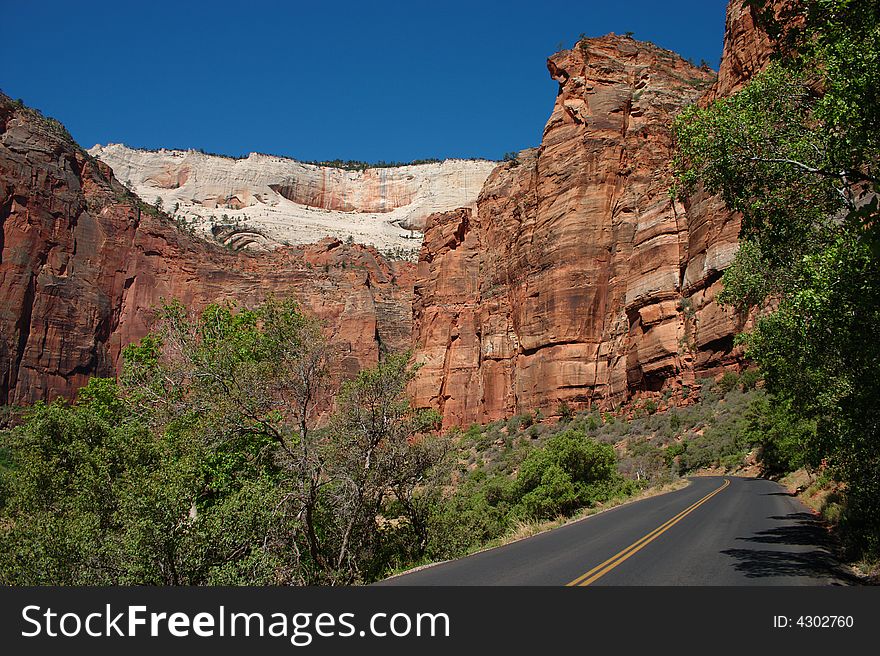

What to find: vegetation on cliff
left=674, top=0, right=880, bottom=559
left=0, top=327, right=817, bottom=584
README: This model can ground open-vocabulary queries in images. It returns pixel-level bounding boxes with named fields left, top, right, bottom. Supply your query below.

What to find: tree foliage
left=0, top=300, right=448, bottom=584
left=424, top=428, right=635, bottom=560
left=516, top=430, right=619, bottom=520
left=674, top=0, right=880, bottom=555
left=0, top=295, right=641, bottom=584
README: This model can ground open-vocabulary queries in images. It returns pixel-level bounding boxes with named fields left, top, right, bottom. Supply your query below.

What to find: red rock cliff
left=707, top=0, right=799, bottom=102
left=0, top=95, right=413, bottom=405
left=1, top=0, right=785, bottom=418
left=411, top=1, right=784, bottom=427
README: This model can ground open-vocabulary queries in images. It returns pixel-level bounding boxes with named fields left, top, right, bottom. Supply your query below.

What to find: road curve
left=379, top=476, right=854, bottom=586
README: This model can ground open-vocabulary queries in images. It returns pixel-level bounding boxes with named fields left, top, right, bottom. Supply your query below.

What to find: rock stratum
left=410, top=1, right=782, bottom=427
left=1, top=0, right=782, bottom=424
left=0, top=96, right=413, bottom=405
left=88, top=144, right=496, bottom=254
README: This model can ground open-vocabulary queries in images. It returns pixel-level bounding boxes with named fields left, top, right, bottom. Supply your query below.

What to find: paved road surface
left=379, top=476, right=854, bottom=585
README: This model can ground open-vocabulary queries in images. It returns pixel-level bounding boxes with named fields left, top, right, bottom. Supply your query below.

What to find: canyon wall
left=411, top=1, right=782, bottom=427
left=0, top=96, right=413, bottom=405
left=707, top=0, right=796, bottom=102
left=1, top=0, right=783, bottom=420
left=89, top=144, right=496, bottom=254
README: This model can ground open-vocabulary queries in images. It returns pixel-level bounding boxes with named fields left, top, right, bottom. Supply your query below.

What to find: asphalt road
left=379, top=476, right=855, bottom=585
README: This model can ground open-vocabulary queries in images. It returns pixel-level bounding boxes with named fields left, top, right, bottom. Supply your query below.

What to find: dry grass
left=779, top=469, right=842, bottom=517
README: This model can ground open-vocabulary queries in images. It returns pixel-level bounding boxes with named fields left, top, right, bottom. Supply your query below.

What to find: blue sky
left=1, top=1, right=727, bottom=162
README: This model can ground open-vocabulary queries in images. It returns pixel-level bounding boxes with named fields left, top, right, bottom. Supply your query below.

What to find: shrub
left=664, top=441, right=686, bottom=467
left=669, top=410, right=682, bottom=433
left=697, top=378, right=719, bottom=404
left=739, top=368, right=761, bottom=391
left=426, top=479, right=510, bottom=560
left=588, top=414, right=602, bottom=431
left=517, top=463, right=578, bottom=520
left=744, top=394, right=818, bottom=476
left=514, top=429, right=618, bottom=520
left=719, top=371, right=740, bottom=394
left=557, top=401, right=574, bottom=422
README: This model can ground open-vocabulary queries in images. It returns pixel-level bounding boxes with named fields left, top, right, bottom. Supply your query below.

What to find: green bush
left=514, top=429, right=618, bottom=520
left=426, top=476, right=511, bottom=560
left=664, top=441, right=686, bottom=467
left=719, top=371, right=740, bottom=394
left=517, top=463, right=578, bottom=520
left=696, top=377, right=719, bottom=404
left=557, top=401, right=574, bottom=422
left=744, top=394, right=818, bottom=476
left=739, top=368, right=762, bottom=391
left=1, top=300, right=450, bottom=585
left=669, top=410, right=683, bottom=433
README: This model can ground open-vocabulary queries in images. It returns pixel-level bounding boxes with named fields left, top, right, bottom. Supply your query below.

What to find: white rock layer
left=89, top=143, right=497, bottom=254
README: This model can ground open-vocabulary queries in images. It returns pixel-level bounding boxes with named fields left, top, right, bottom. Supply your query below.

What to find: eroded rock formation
left=89, top=144, right=496, bottom=254
left=411, top=0, right=783, bottom=427
left=706, top=0, right=797, bottom=102
left=1, top=0, right=784, bottom=425
left=0, top=95, right=413, bottom=405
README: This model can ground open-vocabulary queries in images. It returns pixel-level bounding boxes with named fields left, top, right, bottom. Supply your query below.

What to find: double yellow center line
left=567, top=478, right=730, bottom=586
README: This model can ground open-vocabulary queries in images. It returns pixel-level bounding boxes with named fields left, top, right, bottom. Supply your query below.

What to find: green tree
left=0, top=298, right=451, bottom=584
left=674, top=0, right=880, bottom=554
left=515, top=429, right=619, bottom=520
left=556, top=400, right=574, bottom=422
left=744, top=394, right=819, bottom=476
left=321, top=353, right=446, bottom=582
left=718, top=372, right=740, bottom=395
left=123, top=301, right=449, bottom=584
left=425, top=470, right=513, bottom=560
left=0, top=379, right=151, bottom=584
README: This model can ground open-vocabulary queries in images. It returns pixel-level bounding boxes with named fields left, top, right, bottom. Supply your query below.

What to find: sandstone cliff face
left=0, top=96, right=413, bottom=405
left=411, top=10, right=778, bottom=427
left=1, top=0, right=783, bottom=421
left=706, top=0, right=796, bottom=102
left=89, top=144, right=496, bottom=254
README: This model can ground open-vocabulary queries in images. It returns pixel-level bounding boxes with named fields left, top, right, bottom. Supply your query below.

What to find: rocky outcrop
left=411, top=7, right=780, bottom=427
left=708, top=1, right=776, bottom=101
left=706, top=0, right=798, bottom=102
left=0, top=95, right=413, bottom=405
left=1, top=0, right=786, bottom=423
left=89, top=144, right=496, bottom=254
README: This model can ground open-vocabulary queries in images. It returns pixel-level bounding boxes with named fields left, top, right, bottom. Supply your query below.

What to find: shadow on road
left=721, top=512, right=858, bottom=584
